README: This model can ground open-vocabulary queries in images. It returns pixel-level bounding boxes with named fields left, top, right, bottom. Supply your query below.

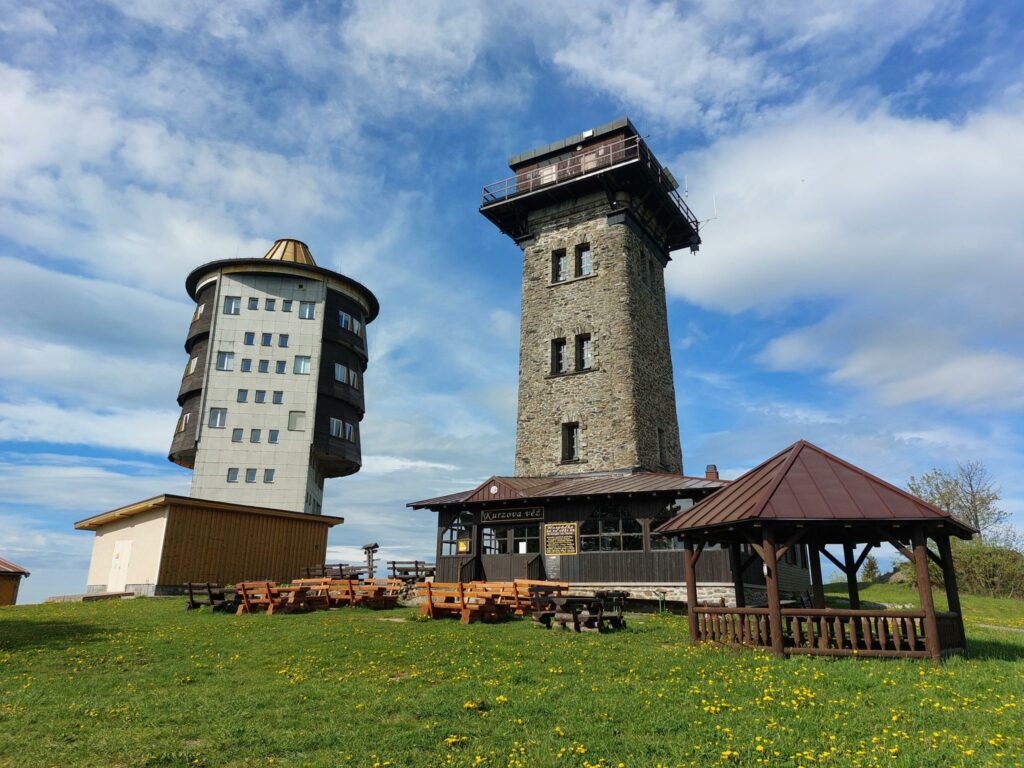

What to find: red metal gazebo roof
left=0, top=557, right=29, bottom=576
left=657, top=440, right=976, bottom=537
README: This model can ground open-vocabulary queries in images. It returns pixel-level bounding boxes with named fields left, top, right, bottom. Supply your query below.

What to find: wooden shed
left=0, top=557, right=30, bottom=606
left=74, top=495, right=343, bottom=596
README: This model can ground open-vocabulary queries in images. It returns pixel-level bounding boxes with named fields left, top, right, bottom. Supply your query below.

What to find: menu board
left=544, top=522, right=579, bottom=555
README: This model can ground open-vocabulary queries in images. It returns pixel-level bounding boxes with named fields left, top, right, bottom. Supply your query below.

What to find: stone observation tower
left=168, top=239, right=379, bottom=514
left=480, top=118, right=701, bottom=477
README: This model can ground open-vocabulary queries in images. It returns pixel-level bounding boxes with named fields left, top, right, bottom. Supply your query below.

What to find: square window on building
left=282, top=300, right=293, bottom=312
left=334, top=362, right=348, bottom=383
left=265, top=298, right=276, bottom=311
left=224, top=296, right=241, bottom=315
left=575, top=334, right=592, bottom=371
left=250, top=429, right=261, bottom=443
left=294, top=355, right=311, bottom=374
left=330, top=416, right=343, bottom=438
left=561, top=422, right=580, bottom=462
left=226, top=467, right=239, bottom=483
left=231, top=427, right=243, bottom=442
left=275, top=360, right=286, bottom=374
left=240, top=358, right=252, bottom=373
left=245, top=468, right=257, bottom=483
left=175, top=411, right=190, bottom=433
left=551, top=339, right=567, bottom=374
left=278, top=334, right=289, bottom=348
left=552, top=249, right=568, bottom=282
left=268, top=429, right=279, bottom=444
left=248, top=297, right=259, bottom=310
left=243, top=332, right=255, bottom=345
left=236, top=389, right=248, bottom=403
left=186, top=357, right=198, bottom=375
left=254, top=390, right=266, bottom=403
left=299, top=301, right=315, bottom=319
left=215, top=352, right=234, bottom=371
left=261, top=333, right=272, bottom=346
left=208, top=407, right=227, bottom=428
left=576, top=244, right=592, bottom=277
left=288, top=411, right=305, bottom=431
left=339, top=311, right=352, bottom=330
left=263, top=468, right=275, bottom=483
left=272, top=391, right=283, bottom=404
left=258, top=359, right=269, bottom=373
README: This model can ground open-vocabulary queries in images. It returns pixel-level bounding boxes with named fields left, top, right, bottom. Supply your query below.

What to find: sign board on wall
left=544, top=522, right=579, bottom=555
left=481, top=508, right=544, bottom=523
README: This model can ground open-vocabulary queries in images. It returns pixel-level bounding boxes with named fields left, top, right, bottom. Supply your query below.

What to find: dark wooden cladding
left=317, top=339, right=366, bottom=413
left=322, top=288, right=368, bottom=358
left=185, top=282, right=216, bottom=352
left=158, top=500, right=329, bottom=586
left=177, top=336, right=208, bottom=404
left=168, top=391, right=201, bottom=467
left=311, top=394, right=361, bottom=478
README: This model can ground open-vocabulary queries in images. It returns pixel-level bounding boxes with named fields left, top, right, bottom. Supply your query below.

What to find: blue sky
left=2, top=1, right=1023, bottom=603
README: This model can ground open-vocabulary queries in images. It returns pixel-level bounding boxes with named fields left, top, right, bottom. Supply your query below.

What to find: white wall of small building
left=85, top=507, right=168, bottom=595
left=191, top=272, right=325, bottom=513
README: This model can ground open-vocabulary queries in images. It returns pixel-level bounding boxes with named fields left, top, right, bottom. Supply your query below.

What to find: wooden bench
left=356, top=579, right=403, bottom=610
left=388, top=561, right=436, bottom=582
left=235, top=582, right=311, bottom=615
left=524, top=582, right=569, bottom=626
left=184, top=582, right=237, bottom=612
left=415, top=582, right=509, bottom=624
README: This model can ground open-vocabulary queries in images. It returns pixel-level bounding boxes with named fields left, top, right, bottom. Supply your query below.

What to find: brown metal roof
left=657, top=440, right=976, bottom=536
left=408, top=472, right=726, bottom=509
left=0, top=557, right=29, bottom=576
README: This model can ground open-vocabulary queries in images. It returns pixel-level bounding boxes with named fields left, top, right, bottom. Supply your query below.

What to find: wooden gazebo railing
left=693, top=605, right=965, bottom=659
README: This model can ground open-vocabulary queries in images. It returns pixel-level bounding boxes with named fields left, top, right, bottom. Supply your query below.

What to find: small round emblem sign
left=489, top=485, right=499, bottom=495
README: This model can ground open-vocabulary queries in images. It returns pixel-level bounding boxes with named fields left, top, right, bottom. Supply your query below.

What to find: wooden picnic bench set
left=183, top=578, right=404, bottom=616
left=415, top=580, right=630, bottom=632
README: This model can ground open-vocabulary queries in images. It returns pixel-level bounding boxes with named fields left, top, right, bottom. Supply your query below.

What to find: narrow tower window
left=175, top=412, right=190, bottom=433
left=551, top=338, right=567, bottom=374
left=561, top=422, right=580, bottom=462
left=575, top=334, right=592, bottom=371
left=575, top=244, right=592, bottom=277
left=551, top=249, right=568, bottom=282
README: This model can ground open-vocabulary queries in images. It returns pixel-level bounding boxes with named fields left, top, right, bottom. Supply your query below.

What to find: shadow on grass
left=965, top=634, right=1024, bottom=661
left=0, top=619, right=104, bottom=652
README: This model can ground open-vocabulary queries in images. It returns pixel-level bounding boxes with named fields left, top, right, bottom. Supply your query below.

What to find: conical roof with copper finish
left=262, top=239, right=317, bottom=266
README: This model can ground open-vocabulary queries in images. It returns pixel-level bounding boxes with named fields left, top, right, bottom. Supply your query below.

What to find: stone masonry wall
left=513, top=195, right=682, bottom=476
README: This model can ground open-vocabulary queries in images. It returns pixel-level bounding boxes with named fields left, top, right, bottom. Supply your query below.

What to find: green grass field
left=1, top=586, right=1022, bottom=768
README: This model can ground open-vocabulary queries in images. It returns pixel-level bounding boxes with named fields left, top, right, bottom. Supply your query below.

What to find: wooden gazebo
left=657, top=441, right=974, bottom=660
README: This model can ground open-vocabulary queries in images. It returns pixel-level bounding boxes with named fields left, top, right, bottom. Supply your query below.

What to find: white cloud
left=0, top=400, right=176, bottom=454
left=672, top=103, right=1024, bottom=408
left=0, top=6, right=56, bottom=35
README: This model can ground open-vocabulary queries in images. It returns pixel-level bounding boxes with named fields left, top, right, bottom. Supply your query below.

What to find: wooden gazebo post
left=728, top=543, right=746, bottom=608
left=911, top=526, right=942, bottom=661
left=842, top=542, right=861, bottom=609
left=936, top=533, right=966, bottom=648
left=808, top=543, right=826, bottom=608
left=683, top=539, right=699, bottom=643
left=762, top=525, right=785, bottom=656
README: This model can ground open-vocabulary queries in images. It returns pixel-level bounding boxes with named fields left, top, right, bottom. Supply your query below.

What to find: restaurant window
left=551, top=249, right=568, bottom=282
left=482, top=527, right=509, bottom=555
left=575, top=244, right=592, bottom=277
left=441, top=513, right=472, bottom=556
left=512, top=524, right=541, bottom=554
left=580, top=505, right=643, bottom=552
left=650, top=498, right=692, bottom=550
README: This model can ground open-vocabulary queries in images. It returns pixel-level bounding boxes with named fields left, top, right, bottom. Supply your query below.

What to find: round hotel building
left=169, top=239, right=378, bottom=515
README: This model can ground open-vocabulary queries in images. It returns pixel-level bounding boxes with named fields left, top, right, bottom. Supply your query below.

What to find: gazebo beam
left=936, top=534, right=967, bottom=650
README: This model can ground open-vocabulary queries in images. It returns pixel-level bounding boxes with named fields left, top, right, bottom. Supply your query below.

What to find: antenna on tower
left=699, top=193, right=718, bottom=227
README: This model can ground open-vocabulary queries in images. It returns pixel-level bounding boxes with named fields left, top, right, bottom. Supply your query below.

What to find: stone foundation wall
left=568, top=583, right=771, bottom=608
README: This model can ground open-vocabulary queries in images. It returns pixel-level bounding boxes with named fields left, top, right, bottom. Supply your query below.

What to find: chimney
left=705, top=464, right=720, bottom=481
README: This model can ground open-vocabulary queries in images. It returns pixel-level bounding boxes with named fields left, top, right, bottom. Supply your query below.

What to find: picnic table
left=183, top=582, right=237, bottom=612
left=542, top=591, right=630, bottom=633
left=415, top=582, right=509, bottom=624
left=235, top=582, right=314, bottom=615
left=388, top=561, right=436, bottom=582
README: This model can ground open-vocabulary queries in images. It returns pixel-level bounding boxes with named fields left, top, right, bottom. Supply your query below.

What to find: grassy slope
left=823, top=581, right=1024, bottom=629
left=1, top=599, right=1022, bottom=768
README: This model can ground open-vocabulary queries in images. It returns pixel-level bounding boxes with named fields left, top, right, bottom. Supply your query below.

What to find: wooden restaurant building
left=658, top=440, right=972, bottom=659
